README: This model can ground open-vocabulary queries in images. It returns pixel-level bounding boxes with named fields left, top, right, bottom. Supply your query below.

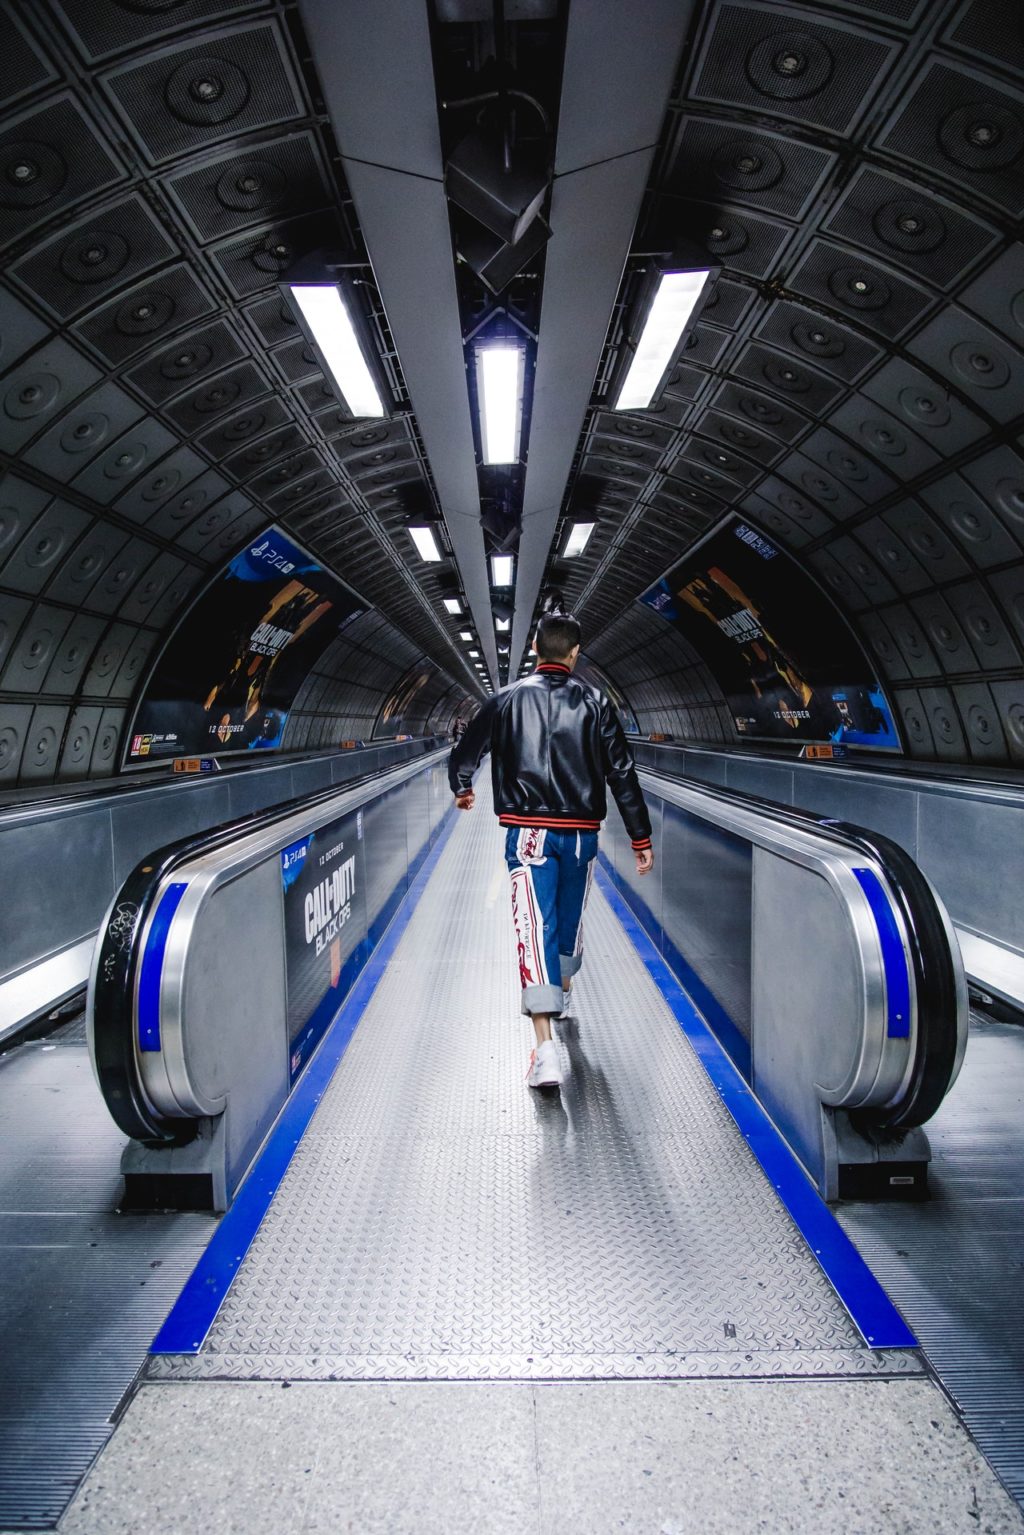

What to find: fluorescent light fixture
left=495, top=617, right=510, bottom=631
left=491, top=553, right=514, bottom=587
left=613, top=258, right=717, bottom=412
left=469, top=649, right=480, bottom=658
left=408, top=524, right=442, bottom=562
left=458, top=630, right=473, bottom=642
left=443, top=597, right=462, bottom=615
left=563, top=521, right=595, bottom=558
left=476, top=344, right=524, bottom=465
left=288, top=283, right=385, bottom=418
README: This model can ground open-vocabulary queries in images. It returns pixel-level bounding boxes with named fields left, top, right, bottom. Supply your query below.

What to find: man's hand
left=455, top=790, right=475, bottom=811
left=635, top=847, right=654, bottom=876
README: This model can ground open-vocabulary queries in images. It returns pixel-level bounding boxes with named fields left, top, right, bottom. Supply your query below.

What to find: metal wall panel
left=0, top=810, right=114, bottom=975
left=633, top=741, right=1024, bottom=983
left=361, top=785, right=410, bottom=934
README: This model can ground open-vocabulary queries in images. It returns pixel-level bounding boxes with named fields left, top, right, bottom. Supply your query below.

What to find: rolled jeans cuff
left=521, top=982, right=563, bottom=1018
left=560, top=953, right=583, bottom=982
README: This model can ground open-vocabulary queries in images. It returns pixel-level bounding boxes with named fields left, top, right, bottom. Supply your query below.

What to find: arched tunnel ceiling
left=1, top=0, right=1023, bottom=783
left=524, top=0, right=1024, bottom=768
left=0, top=0, right=483, bottom=786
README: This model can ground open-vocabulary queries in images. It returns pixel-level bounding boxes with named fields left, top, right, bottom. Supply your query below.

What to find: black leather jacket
left=448, top=662, right=652, bottom=848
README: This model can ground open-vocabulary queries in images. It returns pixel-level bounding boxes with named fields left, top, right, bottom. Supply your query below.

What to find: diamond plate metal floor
left=838, top=1012, right=1024, bottom=1508
left=0, top=1025, right=213, bottom=1530
left=152, top=783, right=919, bottom=1385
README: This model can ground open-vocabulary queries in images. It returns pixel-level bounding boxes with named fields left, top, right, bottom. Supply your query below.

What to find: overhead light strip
left=491, top=553, right=515, bottom=588
left=613, top=268, right=713, bottom=412
left=476, top=344, right=524, bottom=465
left=408, top=524, right=442, bottom=562
left=563, top=521, right=595, bottom=558
left=288, top=283, right=385, bottom=418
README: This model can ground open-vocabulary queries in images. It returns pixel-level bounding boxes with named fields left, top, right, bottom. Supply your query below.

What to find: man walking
left=448, top=612, right=654, bottom=1090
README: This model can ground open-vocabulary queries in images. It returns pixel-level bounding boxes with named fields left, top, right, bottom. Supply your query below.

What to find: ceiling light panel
left=613, top=267, right=715, bottom=412
left=287, top=282, right=386, bottom=418
left=563, top=521, right=596, bottom=558
left=408, top=524, right=442, bottom=562
left=491, top=553, right=515, bottom=587
left=476, top=344, right=524, bottom=465
left=443, top=597, right=463, bottom=614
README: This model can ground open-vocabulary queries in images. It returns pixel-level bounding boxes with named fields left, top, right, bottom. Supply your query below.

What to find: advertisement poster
left=125, top=528, right=365, bottom=765
left=374, top=659, right=439, bottom=738
left=281, top=808, right=366, bottom=1081
left=573, top=655, right=641, bottom=735
left=638, top=517, right=901, bottom=750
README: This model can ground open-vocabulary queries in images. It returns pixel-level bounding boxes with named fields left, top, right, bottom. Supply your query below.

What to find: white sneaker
left=526, top=1039, right=562, bottom=1089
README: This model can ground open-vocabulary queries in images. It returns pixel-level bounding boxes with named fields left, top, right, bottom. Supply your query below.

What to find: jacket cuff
left=630, top=837, right=652, bottom=850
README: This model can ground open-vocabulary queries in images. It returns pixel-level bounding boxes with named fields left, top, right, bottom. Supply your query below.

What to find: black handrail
left=634, top=761, right=961, bottom=1132
left=91, top=746, right=447, bottom=1144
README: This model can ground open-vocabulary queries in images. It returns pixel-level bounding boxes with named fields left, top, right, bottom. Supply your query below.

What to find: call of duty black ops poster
left=638, top=516, right=901, bottom=751
left=124, top=529, right=365, bottom=766
left=281, top=809, right=366, bottom=1082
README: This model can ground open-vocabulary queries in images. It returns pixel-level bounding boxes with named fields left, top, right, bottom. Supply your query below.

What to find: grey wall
left=284, top=610, right=473, bottom=750
left=0, top=735, right=436, bottom=1012
left=631, top=740, right=1024, bottom=969
left=584, top=607, right=735, bottom=744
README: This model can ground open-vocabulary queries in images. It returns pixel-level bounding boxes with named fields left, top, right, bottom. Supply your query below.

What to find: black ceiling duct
left=443, top=0, right=553, bottom=295
left=458, top=214, right=551, bottom=295
left=445, top=123, right=549, bottom=246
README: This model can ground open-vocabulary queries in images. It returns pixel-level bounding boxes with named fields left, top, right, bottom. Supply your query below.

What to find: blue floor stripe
left=594, top=862, right=918, bottom=1352
left=150, top=808, right=459, bottom=1355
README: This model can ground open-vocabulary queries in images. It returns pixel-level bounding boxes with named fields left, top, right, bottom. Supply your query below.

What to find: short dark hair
left=535, top=612, right=582, bottom=660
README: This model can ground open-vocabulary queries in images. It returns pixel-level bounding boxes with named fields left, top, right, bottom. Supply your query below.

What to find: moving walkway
left=9, top=750, right=1024, bottom=1526
left=89, top=749, right=967, bottom=1215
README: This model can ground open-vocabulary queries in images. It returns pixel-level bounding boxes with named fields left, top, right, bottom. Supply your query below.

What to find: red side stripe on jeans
left=523, top=865, right=547, bottom=988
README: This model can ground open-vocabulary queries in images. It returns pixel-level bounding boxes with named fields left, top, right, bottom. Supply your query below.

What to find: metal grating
left=0, top=1029, right=214, bottom=1530
left=150, top=780, right=921, bottom=1385
left=837, top=1012, right=1024, bottom=1510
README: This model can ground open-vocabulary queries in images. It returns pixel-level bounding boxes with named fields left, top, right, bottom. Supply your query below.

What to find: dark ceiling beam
left=508, top=0, right=698, bottom=674
left=297, top=0, right=498, bottom=687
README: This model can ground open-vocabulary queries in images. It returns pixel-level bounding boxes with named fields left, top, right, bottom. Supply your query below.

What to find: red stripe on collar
left=535, top=662, right=570, bottom=674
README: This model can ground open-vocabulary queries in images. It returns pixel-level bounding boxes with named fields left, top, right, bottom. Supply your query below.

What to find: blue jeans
left=504, top=826, right=598, bottom=1016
